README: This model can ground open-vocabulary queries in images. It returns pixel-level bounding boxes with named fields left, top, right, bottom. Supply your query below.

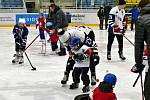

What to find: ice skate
left=107, top=51, right=111, bottom=60
left=12, top=52, right=19, bottom=63
left=82, top=85, right=90, bottom=93
left=18, top=51, right=24, bottom=64
left=118, top=51, right=126, bottom=60
left=61, top=74, right=69, bottom=84
left=18, top=56, right=24, bottom=64
left=69, top=83, right=79, bottom=89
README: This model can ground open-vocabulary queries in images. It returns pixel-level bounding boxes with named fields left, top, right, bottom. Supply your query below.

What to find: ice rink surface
left=0, top=27, right=144, bottom=100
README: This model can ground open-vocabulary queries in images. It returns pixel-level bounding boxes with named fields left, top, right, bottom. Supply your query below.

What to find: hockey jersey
left=66, top=26, right=96, bottom=47
left=13, top=24, right=28, bottom=46
left=73, top=45, right=92, bottom=68
left=37, top=16, right=46, bottom=30
left=92, top=87, right=117, bottom=100
left=108, top=6, right=126, bottom=34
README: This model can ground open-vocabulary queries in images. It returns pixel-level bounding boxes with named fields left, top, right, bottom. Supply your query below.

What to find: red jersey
left=50, top=31, right=58, bottom=43
left=37, top=16, right=45, bottom=30
left=92, top=87, right=117, bottom=100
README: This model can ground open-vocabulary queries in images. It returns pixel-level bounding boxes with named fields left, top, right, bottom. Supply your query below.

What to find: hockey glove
left=74, top=53, right=87, bottom=61
left=113, top=25, right=121, bottom=33
left=131, top=64, right=145, bottom=73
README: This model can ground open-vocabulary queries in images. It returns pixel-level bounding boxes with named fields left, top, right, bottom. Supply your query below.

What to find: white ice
left=0, top=27, right=144, bottom=100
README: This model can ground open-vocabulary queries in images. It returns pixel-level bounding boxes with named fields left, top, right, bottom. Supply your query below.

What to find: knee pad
left=91, top=53, right=100, bottom=66
left=67, top=59, right=75, bottom=70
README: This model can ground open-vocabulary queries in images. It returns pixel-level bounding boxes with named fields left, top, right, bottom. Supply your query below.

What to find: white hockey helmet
left=18, top=18, right=26, bottom=24
left=59, top=31, right=70, bottom=43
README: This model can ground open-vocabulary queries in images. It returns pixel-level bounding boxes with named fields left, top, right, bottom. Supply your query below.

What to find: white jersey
left=73, top=45, right=90, bottom=68
left=66, top=26, right=95, bottom=47
left=66, top=27, right=86, bottom=43
left=109, top=6, right=125, bottom=34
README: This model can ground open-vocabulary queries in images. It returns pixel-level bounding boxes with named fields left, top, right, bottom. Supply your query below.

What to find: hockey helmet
left=46, top=22, right=53, bottom=29
left=103, top=73, right=117, bottom=87
left=69, top=36, right=81, bottom=48
left=58, top=29, right=65, bottom=35
left=18, top=18, right=26, bottom=24
left=59, top=31, right=70, bottom=44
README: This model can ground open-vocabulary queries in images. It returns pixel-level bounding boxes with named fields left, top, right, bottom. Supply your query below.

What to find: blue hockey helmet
left=103, top=73, right=117, bottom=87
left=70, top=36, right=81, bottom=48
left=46, top=22, right=53, bottom=29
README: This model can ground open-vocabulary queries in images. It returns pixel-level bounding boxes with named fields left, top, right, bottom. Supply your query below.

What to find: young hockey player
left=68, top=36, right=92, bottom=93
left=46, top=21, right=59, bottom=53
left=59, top=26, right=100, bottom=86
left=107, top=0, right=127, bottom=60
left=91, top=73, right=117, bottom=100
left=73, top=73, right=117, bottom=100
left=36, top=13, right=46, bottom=43
left=12, top=18, right=28, bottom=64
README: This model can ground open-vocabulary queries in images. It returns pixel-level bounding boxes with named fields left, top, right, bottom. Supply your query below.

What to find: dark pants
left=107, top=32, right=123, bottom=52
left=72, top=67, right=90, bottom=86
left=105, top=17, right=109, bottom=29
left=51, top=42, right=58, bottom=51
left=39, top=29, right=45, bottom=40
left=15, top=39, right=26, bottom=52
left=65, top=56, right=96, bottom=77
left=144, top=68, right=150, bottom=100
left=131, top=20, right=137, bottom=31
left=99, top=19, right=104, bottom=30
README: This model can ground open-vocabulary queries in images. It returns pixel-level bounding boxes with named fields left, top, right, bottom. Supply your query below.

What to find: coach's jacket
left=135, top=4, right=150, bottom=100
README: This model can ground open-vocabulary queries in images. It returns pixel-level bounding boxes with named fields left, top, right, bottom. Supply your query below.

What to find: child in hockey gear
left=59, top=26, right=99, bottom=86
left=36, top=13, right=46, bottom=43
left=46, top=21, right=58, bottom=53
left=107, top=0, right=126, bottom=61
left=69, top=36, right=92, bottom=93
left=92, top=73, right=117, bottom=100
left=12, top=18, right=28, bottom=64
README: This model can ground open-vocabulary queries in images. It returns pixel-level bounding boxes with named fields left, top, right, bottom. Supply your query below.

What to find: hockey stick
left=25, top=34, right=40, bottom=51
left=24, top=52, right=36, bottom=70
left=122, top=34, right=135, bottom=46
left=133, top=73, right=141, bottom=87
left=17, top=29, right=36, bottom=71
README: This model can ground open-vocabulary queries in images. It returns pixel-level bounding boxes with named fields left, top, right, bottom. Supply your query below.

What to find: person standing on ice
left=107, top=0, right=127, bottom=61
left=47, top=3, right=68, bottom=56
left=131, top=0, right=150, bottom=99
left=36, top=13, right=46, bottom=44
left=12, top=18, right=28, bottom=64
left=58, top=26, right=99, bottom=86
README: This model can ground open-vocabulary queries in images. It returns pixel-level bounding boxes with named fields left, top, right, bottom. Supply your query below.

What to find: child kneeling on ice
left=91, top=73, right=117, bottom=100
left=74, top=73, right=117, bottom=100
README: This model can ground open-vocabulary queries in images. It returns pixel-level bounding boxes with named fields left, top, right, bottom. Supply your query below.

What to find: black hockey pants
left=72, top=67, right=90, bottom=86
left=65, top=57, right=96, bottom=77
left=107, top=32, right=123, bottom=52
